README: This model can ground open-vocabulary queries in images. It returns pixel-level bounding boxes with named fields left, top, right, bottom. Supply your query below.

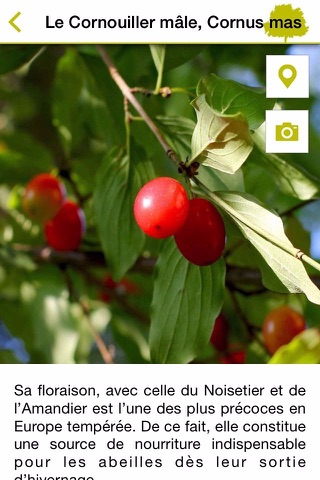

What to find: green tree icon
left=264, top=4, right=309, bottom=42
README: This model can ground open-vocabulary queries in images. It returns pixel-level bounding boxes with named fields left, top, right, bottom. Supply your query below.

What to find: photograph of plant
left=0, top=44, right=320, bottom=364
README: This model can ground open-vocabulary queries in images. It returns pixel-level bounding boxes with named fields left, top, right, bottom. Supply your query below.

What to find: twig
left=131, top=87, right=154, bottom=96
left=11, top=243, right=156, bottom=273
left=81, top=269, right=150, bottom=325
left=96, top=45, right=181, bottom=168
left=228, top=288, right=269, bottom=355
left=60, top=266, right=114, bottom=364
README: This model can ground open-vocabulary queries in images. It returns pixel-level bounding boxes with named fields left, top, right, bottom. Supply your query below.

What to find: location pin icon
left=278, top=64, right=297, bottom=88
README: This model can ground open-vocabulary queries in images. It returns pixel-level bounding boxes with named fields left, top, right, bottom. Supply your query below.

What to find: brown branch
left=60, top=266, right=114, bottom=364
left=13, top=244, right=105, bottom=268
left=0, top=207, right=10, bottom=218
left=130, top=86, right=172, bottom=98
left=10, top=243, right=320, bottom=290
left=11, top=244, right=155, bottom=273
left=80, top=269, right=150, bottom=325
left=130, top=87, right=154, bottom=97
left=95, top=45, right=181, bottom=168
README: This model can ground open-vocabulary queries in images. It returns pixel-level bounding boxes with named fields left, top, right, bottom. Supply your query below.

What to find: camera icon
left=275, top=122, right=299, bottom=141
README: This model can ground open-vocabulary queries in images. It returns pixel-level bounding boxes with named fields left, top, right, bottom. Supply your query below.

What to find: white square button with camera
left=265, top=110, right=309, bottom=153
left=266, top=55, right=309, bottom=98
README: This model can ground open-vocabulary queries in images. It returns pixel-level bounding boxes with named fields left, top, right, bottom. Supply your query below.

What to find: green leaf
left=0, top=46, right=43, bottom=75
left=252, top=126, right=320, bottom=200
left=2, top=266, right=85, bottom=364
left=197, top=164, right=245, bottom=192
left=150, top=45, right=166, bottom=93
left=150, top=45, right=205, bottom=74
left=150, top=45, right=166, bottom=75
left=110, top=314, right=150, bottom=364
left=259, top=152, right=319, bottom=200
left=0, top=245, right=36, bottom=272
left=190, top=95, right=253, bottom=174
left=52, top=48, right=119, bottom=156
left=197, top=73, right=275, bottom=130
left=215, top=191, right=320, bottom=304
left=93, top=143, right=155, bottom=280
left=284, top=216, right=311, bottom=256
left=155, top=115, right=194, bottom=160
left=0, top=132, right=53, bottom=186
left=164, top=45, right=204, bottom=71
left=269, top=329, right=320, bottom=364
left=150, top=238, right=226, bottom=364
left=0, top=350, right=22, bottom=363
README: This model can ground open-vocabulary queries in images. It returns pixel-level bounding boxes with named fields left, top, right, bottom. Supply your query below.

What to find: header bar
left=1, top=1, right=319, bottom=43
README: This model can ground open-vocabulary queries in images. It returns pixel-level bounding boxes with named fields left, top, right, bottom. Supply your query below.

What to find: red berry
left=221, top=350, right=246, bottom=364
left=174, top=198, right=226, bottom=266
left=262, top=305, right=306, bottom=355
left=100, top=274, right=140, bottom=303
left=22, top=173, right=66, bottom=223
left=210, top=314, right=229, bottom=352
left=104, top=275, right=118, bottom=291
left=134, top=177, right=189, bottom=239
left=44, top=200, right=85, bottom=251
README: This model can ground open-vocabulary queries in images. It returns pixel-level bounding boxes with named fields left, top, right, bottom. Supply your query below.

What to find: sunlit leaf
left=198, top=164, right=245, bottom=192
left=197, top=73, right=275, bottom=129
left=269, top=329, right=320, bottom=363
left=190, top=95, right=253, bottom=173
left=215, top=191, right=320, bottom=304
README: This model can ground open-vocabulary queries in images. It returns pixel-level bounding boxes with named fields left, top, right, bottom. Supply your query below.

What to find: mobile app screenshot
left=0, top=1, right=319, bottom=479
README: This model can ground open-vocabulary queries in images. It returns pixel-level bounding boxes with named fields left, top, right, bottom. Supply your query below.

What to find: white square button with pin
left=266, top=55, right=309, bottom=98
left=265, top=110, right=309, bottom=153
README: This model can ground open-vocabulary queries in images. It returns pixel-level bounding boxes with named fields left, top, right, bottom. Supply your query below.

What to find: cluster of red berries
left=133, top=177, right=226, bottom=266
left=134, top=177, right=308, bottom=362
left=22, top=173, right=85, bottom=251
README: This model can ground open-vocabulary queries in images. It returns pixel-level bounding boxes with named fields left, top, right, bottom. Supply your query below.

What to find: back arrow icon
left=9, top=12, right=21, bottom=32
